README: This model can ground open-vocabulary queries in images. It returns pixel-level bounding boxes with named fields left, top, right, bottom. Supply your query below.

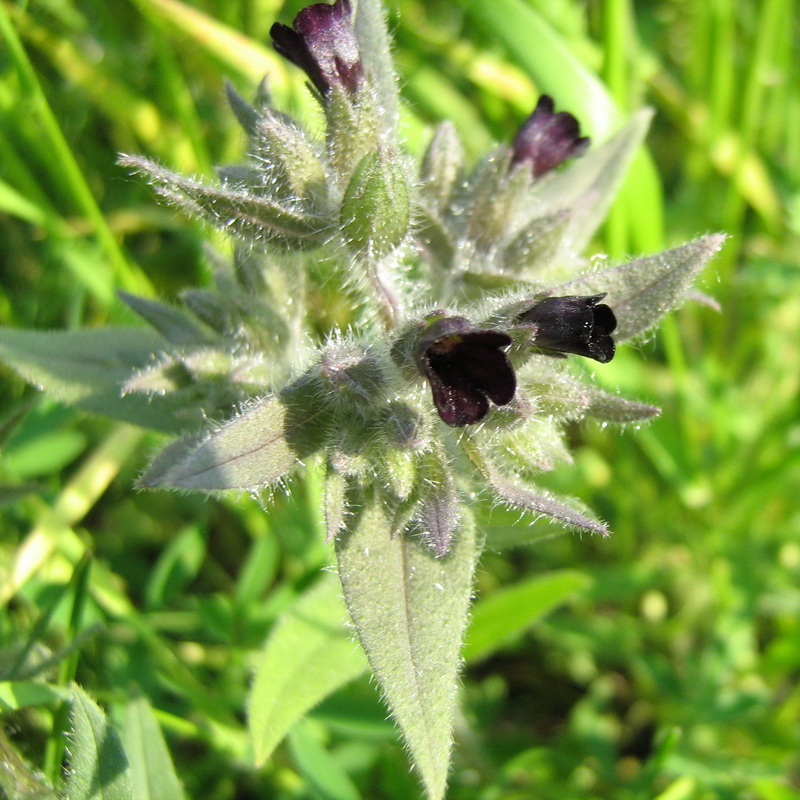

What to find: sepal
left=324, top=460, right=349, bottom=542
left=419, top=122, right=464, bottom=214
left=463, top=148, right=531, bottom=250
left=413, top=450, right=460, bottom=556
left=179, top=289, right=232, bottom=334
left=462, top=434, right=609, bottom=536
left=252, top=109, right=329, bottom=209
left=501, top=211, right=570, bottom=275
left=352, top=0, right=400, bottom=134
left=319, top=340, right=390, bottom=413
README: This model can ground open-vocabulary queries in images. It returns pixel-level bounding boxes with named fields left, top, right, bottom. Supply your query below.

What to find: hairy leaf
left=0, top=328, right=190, bottom=433
left=464, top=437, right=609, bottom=536
left=249, top=574, right=368, bottom=765
left=138, top=378, right=333, bottom=490
left=0, top=728, right=58, bottom=800
left=335, top=498, right=478, bottom=800
left=67, top=685, right=133, bottom=800
left=585, top=389, right=661, bottom=423
left=557, top=234, right=726, bottom=341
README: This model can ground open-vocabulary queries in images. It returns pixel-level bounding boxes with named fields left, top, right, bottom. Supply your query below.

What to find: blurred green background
left=1, top=0, right=799, bottom=797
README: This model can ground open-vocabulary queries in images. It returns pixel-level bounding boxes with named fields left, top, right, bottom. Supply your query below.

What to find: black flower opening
left=519, top=294, right=617, bottom=363
left=270, top=0, right=363, bottom=97
left=511, top=95, right=590, bottom=178
left=416, top=317, right=516, bottom=427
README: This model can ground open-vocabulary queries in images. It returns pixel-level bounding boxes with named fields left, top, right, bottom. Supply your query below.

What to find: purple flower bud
left=511, top=95, right=590, bottom=178
left=270, top=0, right=363, bottom=96
left=519, top=294, right=617, bottom=363
left=416, top=317, right=516, bottom=427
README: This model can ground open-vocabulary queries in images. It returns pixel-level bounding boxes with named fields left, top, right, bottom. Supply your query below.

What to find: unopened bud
left=340, top=149, right=410, bottom=257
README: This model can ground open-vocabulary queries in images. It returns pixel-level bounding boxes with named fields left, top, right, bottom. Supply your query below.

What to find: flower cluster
left=0, top=1, right=722, bottom=796
left=112, top=0, right=723, bottom=553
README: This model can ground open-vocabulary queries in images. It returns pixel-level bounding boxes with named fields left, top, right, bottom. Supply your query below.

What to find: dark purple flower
left=519, top=294, right=616, bottom=363
left=416, top=317, right=516, bottom=427
left=511, top=95, right=590, bottom=178
left=270, top=0, right=363, bottom=96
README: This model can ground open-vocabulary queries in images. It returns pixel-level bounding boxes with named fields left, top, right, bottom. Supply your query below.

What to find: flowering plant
left=0, top=0, right=723, bottom=796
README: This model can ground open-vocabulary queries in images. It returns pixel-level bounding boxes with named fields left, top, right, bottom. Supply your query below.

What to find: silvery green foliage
left=0, top=1, right=724, bottom=796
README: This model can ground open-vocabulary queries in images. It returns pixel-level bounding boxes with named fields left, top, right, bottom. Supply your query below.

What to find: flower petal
left=512, top=95, right=590, bottom=178
left=271, top=0, right=362, bottom=96
left=425, top=360, right=491, bottom=427
left=520, top=294, right=616, bottom=362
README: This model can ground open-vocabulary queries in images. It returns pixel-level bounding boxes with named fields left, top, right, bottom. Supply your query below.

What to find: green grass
left=1, top=0, right=799, bottom=798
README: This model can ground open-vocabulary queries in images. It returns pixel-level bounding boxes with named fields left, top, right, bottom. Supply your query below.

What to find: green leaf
left=2, top=428, right=87, bottom=479
left=0, top=328, right=191, bottom=433
left=138, top=377, right=333, bottom=491
left=558, top=234, right=727, bottom=341
left=249, top=573, right=369, bottom=765
left=66, top=685, right=133, bottom=800
left=287, top=720, right=361, bottom=800
left=464, top=570, right=591, bottom=662
left=119, top=156, right=328, bottom=248
left=122, top=697, right=185, bottom=800
left=335, top=499, right=478, bottom=800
